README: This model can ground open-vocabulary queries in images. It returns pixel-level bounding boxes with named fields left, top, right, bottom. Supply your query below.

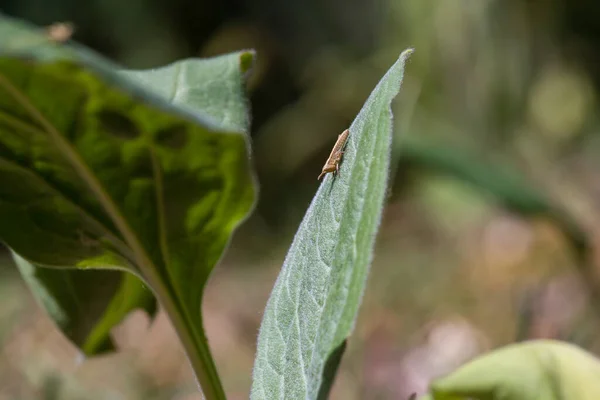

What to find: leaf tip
left=400, top=48, right=415, bottom=61
left=239, top=50, right=256, bottom=75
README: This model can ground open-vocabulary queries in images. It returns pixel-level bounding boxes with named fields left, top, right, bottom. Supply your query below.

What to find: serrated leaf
left=0, top=14, right=255, bottom=398
left=419, top=340, right=600, bottom=400
left=251, top=49, right=414, bottom=399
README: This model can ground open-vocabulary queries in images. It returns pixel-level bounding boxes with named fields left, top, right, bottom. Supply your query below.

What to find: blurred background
left=1, top=0, right=600, bottom=398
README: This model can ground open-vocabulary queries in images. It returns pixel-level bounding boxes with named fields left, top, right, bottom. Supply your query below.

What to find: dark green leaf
left=0, top=14, right=255, bottom=398
left=13, top=252, right=155, bottom=355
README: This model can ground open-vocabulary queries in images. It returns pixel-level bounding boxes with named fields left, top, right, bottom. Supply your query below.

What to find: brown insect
left=45, top=22, right=75, bottom=43
left=318, top=129, right=350, bottom=180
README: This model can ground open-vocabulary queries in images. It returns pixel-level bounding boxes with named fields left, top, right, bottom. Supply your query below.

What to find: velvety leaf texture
left=0, top=12, right=255, bottom=383
left=420, top=340, right=600, bottom=400
left=251, top=49, right=413, bottom=399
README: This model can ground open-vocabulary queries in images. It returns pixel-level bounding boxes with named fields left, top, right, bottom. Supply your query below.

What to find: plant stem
left=144, top=268, right=226, bottom=400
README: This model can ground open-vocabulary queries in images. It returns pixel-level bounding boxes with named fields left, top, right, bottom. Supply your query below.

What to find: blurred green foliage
left=2, top=0, right=600, bottom=398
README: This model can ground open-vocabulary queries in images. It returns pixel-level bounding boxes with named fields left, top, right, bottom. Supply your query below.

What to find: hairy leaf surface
left=251, top=49, right=413, bottom=399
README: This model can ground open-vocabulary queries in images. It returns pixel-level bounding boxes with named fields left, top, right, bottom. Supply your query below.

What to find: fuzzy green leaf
left=251, top=49, right=414, bottom=399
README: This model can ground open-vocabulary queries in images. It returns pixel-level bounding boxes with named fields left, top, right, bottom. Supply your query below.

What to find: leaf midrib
left=0, top=154, right=132, bottom=262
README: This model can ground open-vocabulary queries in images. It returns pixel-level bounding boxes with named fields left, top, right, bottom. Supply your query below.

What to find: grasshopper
left=318, top=129, right=350, bottom=180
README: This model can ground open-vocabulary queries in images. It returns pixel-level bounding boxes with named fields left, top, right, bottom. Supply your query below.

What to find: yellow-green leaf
left=421, top=340, right=600, bottom=400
